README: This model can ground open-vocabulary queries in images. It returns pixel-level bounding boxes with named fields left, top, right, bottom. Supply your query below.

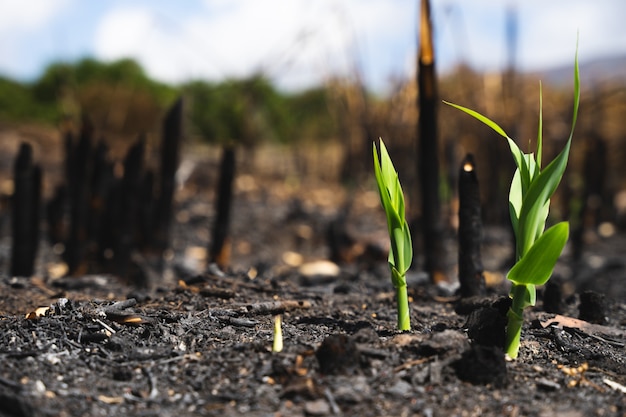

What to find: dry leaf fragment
left=97, top=395, right=124, bottom=404
left=25, top=306, right=50, bottom=320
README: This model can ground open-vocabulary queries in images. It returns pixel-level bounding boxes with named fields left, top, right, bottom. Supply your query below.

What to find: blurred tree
left=28, top=58, right=176, bottom=134
left=0, top=76, right=55, bottom=122
left=184, top=74, right=334, bottom=146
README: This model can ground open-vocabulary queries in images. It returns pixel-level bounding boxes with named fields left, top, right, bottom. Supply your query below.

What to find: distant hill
left=532, top=54, right=626, bottom=87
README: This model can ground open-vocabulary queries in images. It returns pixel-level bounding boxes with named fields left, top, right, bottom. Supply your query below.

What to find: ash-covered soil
left=0, top=171, right=625, bottom=417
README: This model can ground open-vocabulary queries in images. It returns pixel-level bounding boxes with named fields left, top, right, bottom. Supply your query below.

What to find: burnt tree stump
left=458, top=154, right=486, bottom=297
left=209, top=146, right=236, bottom=269
left=64, top=125, right=93, bottom=275
left=155, top=98, right=183, bottom=253
left=11, top=143, right=42, bottom=277
left=417, top=0, right=446, bottom=283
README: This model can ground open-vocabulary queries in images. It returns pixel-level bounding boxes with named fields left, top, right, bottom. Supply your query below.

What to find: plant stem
left=396, top=281, right=411, bottom=331
left=505, top=284, right=527, bottom=358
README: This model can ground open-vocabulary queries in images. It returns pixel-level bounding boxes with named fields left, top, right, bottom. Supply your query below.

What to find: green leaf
left=569, top=41, right=580, bottom=146
left=390, top=265, right=406, bottom=289
left=392, top=227, right=405, bottom=271
left=507, top=222, right=569, bottom=286
left=373, top=138, right=413, bottom=276
left=373, top=142, right=402, bottom=232
left=401, top=221, right=413, bottom=274
left=443, top=101, right=509, bottom=138
left=393, top=176, right=406, bottom=223
left=443, top=100, right=527, bottom=175
left=509, top=169, right=522, bottom=256
left=536, top=82, right=543, bottom=169
left=516, top=142, right=571, bottom=255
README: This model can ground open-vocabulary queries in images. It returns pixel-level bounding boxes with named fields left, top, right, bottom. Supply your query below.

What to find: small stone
left=536, top=378, right=561, bottom=391
left=386, top=379, right=413, bottom=398
left=304, top=399, right=330, bottom=416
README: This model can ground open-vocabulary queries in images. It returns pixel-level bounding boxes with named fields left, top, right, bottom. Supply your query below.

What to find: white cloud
left=0, top=0, right=72, bottom=77
left=93, top=0, right=416, bottom=90
left=519, top=1, right=626, bottom=70
left=0, top=0, right=71, bottom=33
left=432, top=0, right=626, bottom=73
left=2, top=0, right=623, bottom=90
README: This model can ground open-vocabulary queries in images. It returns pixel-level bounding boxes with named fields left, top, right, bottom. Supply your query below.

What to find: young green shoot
left=272, top=315, right=283, bottom=353
left=373, top=138, right=413, bottom=331
left=444, top=49, right=580, bottom=358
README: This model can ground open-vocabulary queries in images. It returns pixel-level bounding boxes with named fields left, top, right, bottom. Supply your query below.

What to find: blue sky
left=1, top=0, right=625, bottom=93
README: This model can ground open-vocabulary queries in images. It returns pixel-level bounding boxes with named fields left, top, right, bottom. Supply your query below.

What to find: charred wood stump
left=88, top=140, right=114, bottom=248
left=137, top=170, right=156, bottom=250
left=209, top=146, right=236, bottom=269
left=458, top=154, right=486, bottom=297
left=417, top=0, right=446, bottom=283
left=113, top=137, right=145, bottom=279
left=64, top=125, right=93, bottom=275
left=11, top=143, right=42, bottom=277
left=571, top=133, right=608, bottom=261
left=154, top=98, right=183, bottom=253
left=46, top=185, right=67, bottom=246
left=326, top=205, right=356, bottom=264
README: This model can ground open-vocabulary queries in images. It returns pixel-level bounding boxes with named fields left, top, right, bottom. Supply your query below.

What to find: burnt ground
left=0, top=152, right=626, bottom=417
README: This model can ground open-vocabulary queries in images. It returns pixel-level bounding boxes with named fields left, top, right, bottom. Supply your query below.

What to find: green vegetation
left=444, top=49, right=580, bottom=358
left=373, top=138, right=413, bottom=331
left=183, top=75, right=335, bottom=145
left=0, top=58, right=337, bottom=145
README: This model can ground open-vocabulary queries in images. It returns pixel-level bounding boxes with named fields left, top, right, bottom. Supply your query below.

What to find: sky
left=1, top=0, right=625, bottom=93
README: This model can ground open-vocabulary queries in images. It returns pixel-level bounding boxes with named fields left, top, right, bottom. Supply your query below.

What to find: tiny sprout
left=444, top=45, right=579, bottom=358
left=373, top=138, right=413, bottom=331
left=272, top=315, right=283, bottom=353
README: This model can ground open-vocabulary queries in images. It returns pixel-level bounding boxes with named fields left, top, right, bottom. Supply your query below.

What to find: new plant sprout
left=373, top=139, right=413, bottom=331
left=445, top=50, right=580, bottom=358
left=272, top=315, right=283, bottom=353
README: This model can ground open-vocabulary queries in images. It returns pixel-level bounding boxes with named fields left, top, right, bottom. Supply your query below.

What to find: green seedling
left=373, top=138, right=413, bottom=331
left=444, top=49, right=580, bottom=358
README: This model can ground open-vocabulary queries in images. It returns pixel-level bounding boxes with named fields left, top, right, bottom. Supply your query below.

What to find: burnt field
left=0, top=115, right=625, bottom=416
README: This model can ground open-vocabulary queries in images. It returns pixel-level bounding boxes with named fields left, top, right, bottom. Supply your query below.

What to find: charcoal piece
left=11, top=143, right=41, bottom=277
left=458, top=154, right=486, bottom=297
left=209, top=146, right=236, bottom=269
left=316, top=334, right=361, bottom=375
left=453, top=345, right=507, bottom=387
left=465, top=307, right=507, bottom=348
left=578, top=290, right=608, bottom=324
left=0, top=388, right=34, bottom=417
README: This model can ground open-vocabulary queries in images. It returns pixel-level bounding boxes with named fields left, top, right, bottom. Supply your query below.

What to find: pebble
left=304, top=399, right=330, bottom=416
left=536, top=378, right=561, bottom=391
left=386, top=379, right=413, bottom=398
